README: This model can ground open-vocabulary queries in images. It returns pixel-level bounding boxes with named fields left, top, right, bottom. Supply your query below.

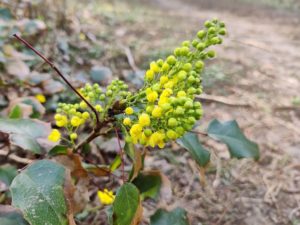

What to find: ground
left=2, top=0, right=300, bottom=224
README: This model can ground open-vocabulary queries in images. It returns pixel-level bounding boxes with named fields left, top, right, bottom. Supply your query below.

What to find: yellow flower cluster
left=97, top=189, right=115, bottom=205
left=49, top=80, right=130, bottom=145
left=35, top=94, right=46, bottom=103
left=123, top=19, right=226, bottom=148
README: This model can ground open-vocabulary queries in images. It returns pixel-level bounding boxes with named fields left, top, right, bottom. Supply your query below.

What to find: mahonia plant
left=48, top=18, right=227, bottom=151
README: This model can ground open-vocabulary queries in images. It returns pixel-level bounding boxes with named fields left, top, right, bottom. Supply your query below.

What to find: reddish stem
left=13, top=34, right=100, bottom=126
left=114, top=128, right=125, bottom=183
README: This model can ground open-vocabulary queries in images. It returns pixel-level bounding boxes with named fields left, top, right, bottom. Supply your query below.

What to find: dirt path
left=143, top=0, right=300, bottom=224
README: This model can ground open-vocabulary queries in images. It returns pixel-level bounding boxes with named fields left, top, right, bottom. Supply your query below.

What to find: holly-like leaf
left=112, top=183, right=141, bottom=225
left=150, top=207, right=189, bottom=225
left=207, top=119, right=260, bottom=160
left=10, top=160, right=74, bottom=225
left=48, top=145, right=68, bottom=156
left=132, top=171, right=161, bottom=200
left=177, top=133, right=210, bottom=167
left=0, top=118, right=52, bottom=154
left=0, top=205, right=29, bottom=225
left=0, top=164, right=17, bottom=188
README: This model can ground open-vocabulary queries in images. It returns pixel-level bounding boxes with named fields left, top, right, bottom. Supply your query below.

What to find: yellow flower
left=148, top=131, right=165, bottom=148
left=139, top=113, right=150, bottom=127
left=150, top=61, right=160, bottom=73
left=147, top=91, right=158, bottom=103
left=35, top=94, right=46, bottom=103
left=97, top=189, right=115, bottom=205
left=48, top=129, right=61, bottom=142
left=158, top=96, right=169, bottom=106
left=56, top=115, right=68, bottom=127
left=130, top=124, right=143, bottom=143
left=125, top=107, right=134, bottom=115
left=160, top=76, right=168, bottom=85
left=71, top=116, right=82, bottom=127
left=161, top=88, right=173, bottom=97
left=123, top=117, right=131, bottom=126
left=152, top=106, right=162, bottom=118
left=145, top=70, right=154, bottom=81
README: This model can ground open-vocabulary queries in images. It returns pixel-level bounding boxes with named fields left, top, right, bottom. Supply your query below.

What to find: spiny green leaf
left=10, top=160, right=70, bottom=225
left=207, top=119, right=259, bottom=160
left=113, top=183, right=140, bottom=225
left=150, top=207, right=189, bottom=225
left=177, top=133, right=210, bottom=167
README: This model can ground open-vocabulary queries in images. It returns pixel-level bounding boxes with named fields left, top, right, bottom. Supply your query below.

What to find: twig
left=0, top=150, right=33, bottom=164
left=114, top=127, right=125, bottom=183
left=13, top=34, right=100, bottom=126
left=196, top=93, right=251, bottom=107
left=119, top=44, right=139, bottom=72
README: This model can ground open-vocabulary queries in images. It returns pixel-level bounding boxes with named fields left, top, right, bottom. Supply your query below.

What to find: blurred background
left=1, top=0, right=300, bottom=224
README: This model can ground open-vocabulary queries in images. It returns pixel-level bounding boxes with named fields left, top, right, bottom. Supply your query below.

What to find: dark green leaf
left=0, top=205, right=29, bottom=225
left=132, top=172, right=161, bottom=200
left=48, top=145, right=68, bottom=156
left=9, top=105, right=22, bottom=119
left=113, top=183, right=140, bottom=225
left=150, top=208, right=189, bottom=225
left=207, top=119, right=260, bottom=160
left=0, top=164, right=17, bottom=187
left=10, top=160, right=69, bottom=225
left=0, top=118, right=51, bottom=154
left=177, top=133, right=210, bottom=167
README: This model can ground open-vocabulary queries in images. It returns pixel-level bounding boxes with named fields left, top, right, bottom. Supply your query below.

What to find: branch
left=13, top=34, right=100, bottom=126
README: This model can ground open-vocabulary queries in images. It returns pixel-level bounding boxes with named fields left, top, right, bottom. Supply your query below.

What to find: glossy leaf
left=177, top=133, right=210, bottom=167
left=48, top=145, right=68, bottom=156
left=0, top=118, right=52, bottom=154
left=207, top=119, right=260, bottom=160
left=10, top=160, right=71, bottom=225
left=132, top=172, right=161, bottom=200
left=112, top=183, right=141, bottom=225
left=150, top=208, right=189, bottom=225
left=0, top=164, right=17, bottom=187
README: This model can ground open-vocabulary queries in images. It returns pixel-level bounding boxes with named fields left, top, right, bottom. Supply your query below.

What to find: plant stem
left=13, top=34, right=100, bottom=126
left=114, top=127, right=125, bottom=183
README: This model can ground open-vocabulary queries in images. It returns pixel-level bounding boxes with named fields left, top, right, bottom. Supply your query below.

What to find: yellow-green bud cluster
left=123, top=19, right=225, bottom=148
left=51, top=80, right=130, bottom=144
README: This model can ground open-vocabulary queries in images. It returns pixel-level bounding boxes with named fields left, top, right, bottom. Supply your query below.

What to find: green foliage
left=132, top=172, right=161, bottom=200
left=9, top=105, right=22, bottom=119
left=10, top=160, right=70, bottom=225
left=112, top=183, right=141, bottom=225
left=0, top=165, right=17, bottom=187
left=207, top=119, right=260, bottom=160
left=0, top=118, right=51, bottom=154
left=150, top=208, right=189, bottom=225
left=177, top=132, right=210, bottom=167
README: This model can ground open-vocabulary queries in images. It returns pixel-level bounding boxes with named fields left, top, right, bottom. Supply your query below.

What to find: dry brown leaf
left=130, top=199, right=143, bottom=225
